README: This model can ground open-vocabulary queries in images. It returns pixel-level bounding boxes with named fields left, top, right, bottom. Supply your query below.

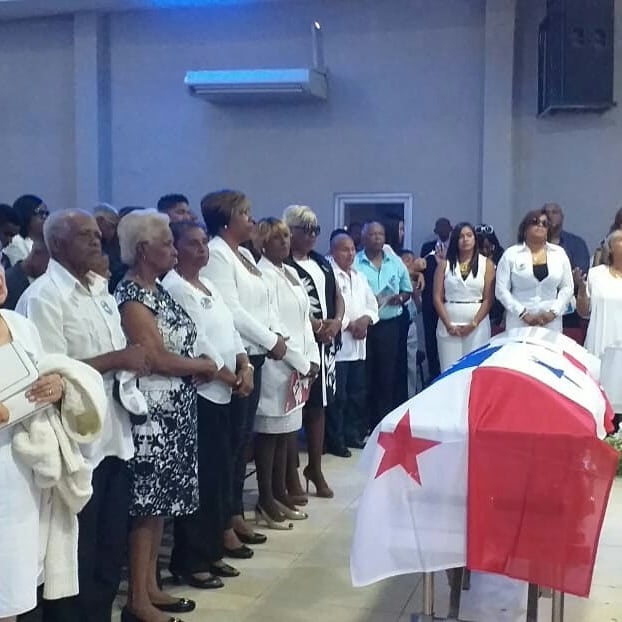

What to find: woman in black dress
left=283, top=205, right=345, bottom=499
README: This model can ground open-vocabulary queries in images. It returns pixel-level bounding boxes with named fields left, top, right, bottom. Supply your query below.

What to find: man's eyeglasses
left=528, top=218, right=549, bottom=228
left=291, top=225, right=321, bottom=237
left=34, top=207, right=50, bottom=218
left=475, top=224, right=494, bottom=235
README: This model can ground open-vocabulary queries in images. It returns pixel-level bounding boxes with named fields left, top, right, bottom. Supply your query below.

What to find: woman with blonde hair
left=115, top=210, right=218, bottom=622
left=593, top=207, right=622, bottom=266
left=284, top=205, right=345, bottom=500
left=254, top=218, right=320, bottom=526
left=577, top=229, right=622, bottom=429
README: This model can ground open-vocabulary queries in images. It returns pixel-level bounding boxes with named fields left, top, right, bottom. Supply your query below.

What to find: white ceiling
left=0, top=0, right=281, bottom=20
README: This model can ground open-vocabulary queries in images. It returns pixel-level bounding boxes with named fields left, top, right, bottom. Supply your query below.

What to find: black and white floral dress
left=287, top=251, right=339, bottom=408
left=115, top=280, right=199, bottom=517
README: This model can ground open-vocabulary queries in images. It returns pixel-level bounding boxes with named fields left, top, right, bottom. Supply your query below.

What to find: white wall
left=513, top=0, right=622, bottom=252
left=107, top=0, right=485, bottom=251
left=0, top=16, right=75, bottom=211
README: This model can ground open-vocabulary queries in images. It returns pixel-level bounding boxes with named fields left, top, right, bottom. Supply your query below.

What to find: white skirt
left=437, top=302, right=491, bottom=373
left=0, top=430, right=40, bottom=617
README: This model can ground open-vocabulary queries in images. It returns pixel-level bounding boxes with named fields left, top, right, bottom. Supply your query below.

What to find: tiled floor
left=115, top=452, right=622, bottom=621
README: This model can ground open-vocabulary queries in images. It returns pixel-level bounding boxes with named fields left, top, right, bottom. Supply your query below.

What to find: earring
left=224, top=224, right=228, bottom=230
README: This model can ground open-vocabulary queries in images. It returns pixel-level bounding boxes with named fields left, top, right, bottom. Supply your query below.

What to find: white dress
left=583, top=265, right=622, bottom=411
left=0, top=310, right=44, bottom=617
left=255, top=258, right=320, bottom=433
left=436, top=254, right=491, bottom=372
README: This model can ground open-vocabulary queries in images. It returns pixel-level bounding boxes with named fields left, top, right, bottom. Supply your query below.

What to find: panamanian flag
left=350, top=328, right=618, bottom=597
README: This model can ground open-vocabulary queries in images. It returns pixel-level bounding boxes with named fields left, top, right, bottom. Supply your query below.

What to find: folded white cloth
left=12, top=353, right=105, bottom=600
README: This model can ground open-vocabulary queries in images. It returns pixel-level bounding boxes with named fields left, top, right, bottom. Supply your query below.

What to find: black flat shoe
left=209, top=561, right=240, bottom=578
left=224, top=544, right=254, bottom=559
left=170, top=572, right=224, bottom=589
left=152, top=598, right=196, bottom=613
left=327, top=445, right=352, bottom=458
left=346, top=438, right=366, bottom=450
left=235, top=529, right=267, bottom=545
left=121, top=607, right=184, bottom=622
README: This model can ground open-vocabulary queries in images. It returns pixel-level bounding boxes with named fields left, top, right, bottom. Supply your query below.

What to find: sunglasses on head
left=475, top=224, right=494, bottom=235
left=291, top=224, right=321, bottom=236
left=528, top=217, right=549, bottom=228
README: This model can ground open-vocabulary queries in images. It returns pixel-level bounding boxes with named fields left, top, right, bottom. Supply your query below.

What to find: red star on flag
left=374, top=409, right=440, bottom=485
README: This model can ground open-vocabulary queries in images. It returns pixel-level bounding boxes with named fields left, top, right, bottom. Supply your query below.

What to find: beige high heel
left=254, top=504, right=293, bottom=530
left=274, top=499, right=308, bottom=520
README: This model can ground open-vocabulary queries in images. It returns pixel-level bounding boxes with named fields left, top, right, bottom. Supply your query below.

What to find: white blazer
left=495, top=242, right=573, bottom=332
left=256, top=257, right=320, bottom=418
left=201, top=236, right=281, bottom=356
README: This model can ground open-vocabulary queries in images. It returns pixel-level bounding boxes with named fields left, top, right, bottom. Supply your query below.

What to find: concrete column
left=73, top=12, right=111, bottom=209
left=480, top=0, right=517, bottom=246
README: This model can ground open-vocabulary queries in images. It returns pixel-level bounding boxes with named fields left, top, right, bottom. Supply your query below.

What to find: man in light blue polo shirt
left=355, top=221, right=413, bottom=431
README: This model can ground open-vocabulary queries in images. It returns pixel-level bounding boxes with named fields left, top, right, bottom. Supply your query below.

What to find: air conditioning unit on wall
left=184, top=22, right=327, bottom=104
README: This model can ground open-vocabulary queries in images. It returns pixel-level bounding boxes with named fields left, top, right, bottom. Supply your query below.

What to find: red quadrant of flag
left=374, top=410, right=440, bottom=484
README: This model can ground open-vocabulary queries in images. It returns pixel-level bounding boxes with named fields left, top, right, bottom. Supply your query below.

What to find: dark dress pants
left=171, top=397, right=231, bottom=573
left=229, top=355, right=264, bottom=517
left=41, top=456, right=130, bottom=622
left=332, top=360, right=367, bottom=445
left=365, top=316, right=400, bottom=431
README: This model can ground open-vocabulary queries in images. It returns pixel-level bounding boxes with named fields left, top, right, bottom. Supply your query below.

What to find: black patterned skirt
left=128, top=377, right=199, bottom=517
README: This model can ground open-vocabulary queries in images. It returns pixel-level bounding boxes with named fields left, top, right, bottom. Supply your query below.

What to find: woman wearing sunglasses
left=3, top=195, right=49, bottom=267
left=283, top=205, right=345, bottom=500
left=496, top=209, right=573, bottom=333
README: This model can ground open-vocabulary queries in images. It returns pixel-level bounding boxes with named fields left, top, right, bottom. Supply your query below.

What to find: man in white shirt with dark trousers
left=327, top=232, right=378, bottom=454
left=17, top=210, right=148, bottom=622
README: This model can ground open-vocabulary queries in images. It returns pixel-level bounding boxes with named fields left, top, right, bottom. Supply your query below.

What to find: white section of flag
left=350, top=369, right=471, bottom=587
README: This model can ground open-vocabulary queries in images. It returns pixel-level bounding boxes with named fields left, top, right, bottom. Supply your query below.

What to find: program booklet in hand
left=284, top=370, right=312, bottom=416
left=0, top=341, right=46, bottom=430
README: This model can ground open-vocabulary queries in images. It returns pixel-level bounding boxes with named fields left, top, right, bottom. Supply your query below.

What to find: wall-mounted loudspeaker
left=538, top=0, right=615, bottom=115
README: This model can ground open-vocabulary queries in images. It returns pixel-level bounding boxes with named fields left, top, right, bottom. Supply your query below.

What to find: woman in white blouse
left=255, top=218, right=320, bottom=527
left=433, top=222, right=494, bottom=372
left=163, top=221, right=254, bottom=588
left=496, top=209, right=573, bottom=333
left=201, top=190, right=288, bottom=553
left=577, top=229, right=622, bottom=424
left=0, top=265, right=65, bottom=622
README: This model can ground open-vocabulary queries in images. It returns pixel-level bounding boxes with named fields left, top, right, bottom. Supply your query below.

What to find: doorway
left=333, top=192, right=413, bottom=250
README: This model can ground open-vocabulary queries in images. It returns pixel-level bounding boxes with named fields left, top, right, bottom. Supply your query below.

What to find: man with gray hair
left=16, top=209, right=148, bottom=622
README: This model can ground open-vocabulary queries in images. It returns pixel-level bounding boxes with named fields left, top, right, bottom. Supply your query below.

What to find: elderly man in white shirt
left=17, top=210, right=148, bottom=622
left=327, top=232, right=379, bottom=453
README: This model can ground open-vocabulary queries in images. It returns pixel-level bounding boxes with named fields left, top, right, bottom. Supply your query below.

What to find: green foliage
left=604, top=434, right=622, bottom=477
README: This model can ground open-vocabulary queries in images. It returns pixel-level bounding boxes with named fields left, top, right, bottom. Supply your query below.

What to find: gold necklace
left=459, top=259, right=471, bottom=277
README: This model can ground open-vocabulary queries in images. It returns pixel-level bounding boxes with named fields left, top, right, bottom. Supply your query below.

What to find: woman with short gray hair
left=114, top=210, right=218, bottom=622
